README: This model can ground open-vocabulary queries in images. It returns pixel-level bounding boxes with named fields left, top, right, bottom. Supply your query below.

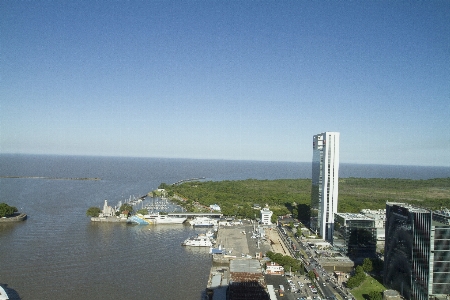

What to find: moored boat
left=143, top=213, right=186, bottom=224
left=0, top=285, right=9, bottom=300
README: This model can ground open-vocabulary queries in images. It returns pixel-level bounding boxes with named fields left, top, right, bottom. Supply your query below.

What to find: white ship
left=182, top=235, right=214, bottom=247
left=143, top=213, right=186, bottom=224
left=189, top=217, right=218, bottom=227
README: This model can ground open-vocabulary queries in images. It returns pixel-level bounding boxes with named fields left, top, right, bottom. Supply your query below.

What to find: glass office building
left=384, top=203, right=450, bottom=299
left=311, top=132, right=339, bottom=243
left=335, top=213, right=377, bottom=260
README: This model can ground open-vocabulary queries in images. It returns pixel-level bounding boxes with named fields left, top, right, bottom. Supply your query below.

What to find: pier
left=171, top=177, right=206, bottom=186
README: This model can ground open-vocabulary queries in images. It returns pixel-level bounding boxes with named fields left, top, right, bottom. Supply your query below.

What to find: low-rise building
left=209, top=204, right=221, bottom=211
left=333, top=271, right=347, bottom=286
left=100, top=200, right=116, bottom=217
left=260, top=207, right=273, bottom=225
left=383, top=289, right=402, bottom=300
left=335, top=213, right=377, bottom=260
left=361, top=208, right=386, bottom=243
left=228, top=259, right=268, bottom=300
left=265, top=262, right=284, bottom=275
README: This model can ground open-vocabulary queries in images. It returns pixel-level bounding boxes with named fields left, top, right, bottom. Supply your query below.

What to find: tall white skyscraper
left=311, top=132, right=340, bottom=242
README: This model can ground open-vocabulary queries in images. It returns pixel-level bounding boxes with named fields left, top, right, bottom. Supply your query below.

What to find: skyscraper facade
left=310, top=132, right=340, bottom=242
left=384, top=202, right=450, bottom=299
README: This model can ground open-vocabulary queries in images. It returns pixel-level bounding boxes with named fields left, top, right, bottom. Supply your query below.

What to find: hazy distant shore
left=0, top=176, right=101, bottom=181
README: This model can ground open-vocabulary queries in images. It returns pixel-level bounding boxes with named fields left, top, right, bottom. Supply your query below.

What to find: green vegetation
left=86, top=207, right=101, bottom=217
left=265, top=251, right=303, bottom=274
left=338, top=177, right=450, bottom=212
left=119, top=203, right=133, bottom=216
left=307, top=270, right=316, bottom=281
left=0, top=203, right=18, bottom=217
left=350, top=274, right=385, bottom=300
left=167, top=179, right=311, bottom=220
left=347, top=265, right=366, bottom=288
left=368, top=290, right=383, bottom=300
left=362, top=258, right=373, bottom=273
left=164, top=178, right=450, bottom=220
left=136, top=208, right=148, bottom=215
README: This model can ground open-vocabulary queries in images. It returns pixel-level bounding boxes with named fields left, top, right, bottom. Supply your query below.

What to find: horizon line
left=1, top=152, right=449, bottom=168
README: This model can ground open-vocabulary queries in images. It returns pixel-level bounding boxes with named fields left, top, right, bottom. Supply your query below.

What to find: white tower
left=260, top=206, right=273, bottom=225
left=311, top=132, right=340, bottom=243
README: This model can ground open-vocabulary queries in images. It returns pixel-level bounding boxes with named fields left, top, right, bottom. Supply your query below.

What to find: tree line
left=0, top=203, right=18, bottom=218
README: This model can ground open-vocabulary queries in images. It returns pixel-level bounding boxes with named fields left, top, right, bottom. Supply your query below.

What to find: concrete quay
left=205, top=222, right=290, bottom=300
left=213, top=222, right=281, bottom=259
left=90, top=216, right=131, bottom=223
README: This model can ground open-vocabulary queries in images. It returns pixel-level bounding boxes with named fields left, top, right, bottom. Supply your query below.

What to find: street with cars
left=274, top=224, right=354, bottom=300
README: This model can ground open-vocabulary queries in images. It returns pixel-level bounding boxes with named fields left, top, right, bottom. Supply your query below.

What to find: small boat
left=182, top=234, right=214, bottom=247
left=0, top=285, right=9, bottom=300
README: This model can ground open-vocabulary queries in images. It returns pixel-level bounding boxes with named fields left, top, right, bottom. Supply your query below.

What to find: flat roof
left=210, top=274, right=222, bottom=289
left=230, top=259, right=261, bottom=274
left=386, top=202, right=428, bottom=213
left=335, top=213, right=373, bottom=221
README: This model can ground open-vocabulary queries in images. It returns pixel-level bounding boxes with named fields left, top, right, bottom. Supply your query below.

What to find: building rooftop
left=335, top=212, right=373, bottom=221
left=230, top=259, right=262, bottom=274
left=386, top=202, right=429, bottom=213
left=361, top=209, right=386, bottom=215
left=432, top=210, right=450, bottom=226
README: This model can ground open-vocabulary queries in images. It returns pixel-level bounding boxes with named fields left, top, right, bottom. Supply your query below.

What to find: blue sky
left=1, top=1, right=449, bottom=166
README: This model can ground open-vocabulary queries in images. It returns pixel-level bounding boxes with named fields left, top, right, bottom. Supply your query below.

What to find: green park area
left=163, top=177, right=450, bottom=221
left=351, top=274, right=386, bottom=300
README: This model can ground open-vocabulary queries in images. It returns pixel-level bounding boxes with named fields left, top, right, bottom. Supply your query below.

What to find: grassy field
left=350, top=274, right=385, bottom=300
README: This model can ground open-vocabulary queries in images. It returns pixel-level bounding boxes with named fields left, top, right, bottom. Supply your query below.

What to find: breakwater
left=90, top=217, right=131, bottom=223
left=172, top=177, right=206, bottom=186
left=0, top=213, right=27, bottom=222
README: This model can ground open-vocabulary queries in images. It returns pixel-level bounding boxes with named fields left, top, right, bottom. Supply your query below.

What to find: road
left=276, top=225, right=353, bottom=300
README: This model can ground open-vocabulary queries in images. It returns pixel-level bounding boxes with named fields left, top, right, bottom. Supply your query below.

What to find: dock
left=204, top=221, right=281, bottom=300
left=213, top=222, right=286, bottom=261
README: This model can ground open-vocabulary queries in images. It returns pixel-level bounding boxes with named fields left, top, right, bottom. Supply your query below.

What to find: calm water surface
left=0, top=155, right=449, bottom=299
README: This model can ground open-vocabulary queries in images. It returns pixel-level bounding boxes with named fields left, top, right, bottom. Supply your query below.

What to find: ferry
left=143, top=213, right=186, bottom=224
